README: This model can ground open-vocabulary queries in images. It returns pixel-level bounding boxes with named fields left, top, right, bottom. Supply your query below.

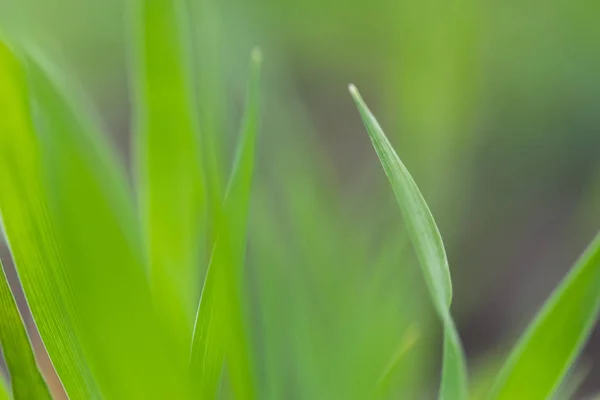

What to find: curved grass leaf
left=0, top=258, right=51, bottom=399
left=488, top=232, right=600, bottom=400
left=129, top=0, right=205, bottom=349
left=349, top=84, right=468, bottom=400
left=0, top=37, right=99, bottom=400
left=190, top=48, right=262, bottom=400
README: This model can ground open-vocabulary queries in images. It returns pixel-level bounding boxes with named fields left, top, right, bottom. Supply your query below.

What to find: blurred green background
left=0, top=0, right=599, bottom=398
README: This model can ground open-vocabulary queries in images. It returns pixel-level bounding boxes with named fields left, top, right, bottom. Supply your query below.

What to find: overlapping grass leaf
left=0, top=37, right=99, bottom=399
left=25, top=47, right=193, bottom=398
left=190, top=48, right=262, bottom=400
left=0, top=258, right=51, bottom=399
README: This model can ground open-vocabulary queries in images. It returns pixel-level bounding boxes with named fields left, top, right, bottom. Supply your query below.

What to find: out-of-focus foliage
left=0, top=0, right=599, bottom=397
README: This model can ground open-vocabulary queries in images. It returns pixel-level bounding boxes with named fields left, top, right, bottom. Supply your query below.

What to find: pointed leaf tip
left=251, top=47, right=262, bottom=65
left=348, top=83, right=359, bottom=98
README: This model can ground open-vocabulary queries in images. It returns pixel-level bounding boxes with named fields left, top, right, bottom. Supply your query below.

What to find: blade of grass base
left=190, top=48, right=262, bottom=400
left=349, top=84, right=468, bottom=400
left=488, top=233, right=600, bottom=400
left=0, top=259, right=51, bottom=399
left=0, top=37, right=99, bottom=399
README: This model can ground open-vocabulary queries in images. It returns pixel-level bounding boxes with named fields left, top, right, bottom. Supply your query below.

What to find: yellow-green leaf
left=0, top=37, right=99, bottom=400
left=24, top=48, right=192, bottom=398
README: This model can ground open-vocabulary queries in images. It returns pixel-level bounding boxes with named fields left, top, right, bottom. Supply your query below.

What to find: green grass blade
left=190, top=48, right=262, bottom=400
left=488, top=232, right=600, bottom=400
left=0, top=375, right=9, bottom=400
left=0, top=259, right=51, bottom=399
left=130, top=0, right=205, bottom=347
left=0, top=37, right=99, bottom=399
left=349, top=84, right=468, bottom=400
left=23, top=49, right=192, bottom=398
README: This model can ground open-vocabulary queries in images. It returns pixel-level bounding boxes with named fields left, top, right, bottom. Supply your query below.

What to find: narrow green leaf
left=0, top=259, right=51, bottom=399
left=130, top=0, right=205, bottom=348
left=190, top=48, right=262, bottom=400
left=0, top=37, right=99, bottom=399
left=23, top=49, right=192, bottom=398
left=349, top=84, right=469, bottom=400
left=488, top=233, right=600, bottom=400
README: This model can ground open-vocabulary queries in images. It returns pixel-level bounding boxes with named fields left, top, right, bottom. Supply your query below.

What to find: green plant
left=0, top=2, right=599, bottom=400
left=0, top=0, right=260, bottom=397
left=350, top=84, right=600, bottom=400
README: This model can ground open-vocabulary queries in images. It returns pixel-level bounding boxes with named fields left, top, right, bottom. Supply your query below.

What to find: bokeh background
left=0, top=0, right=599, bottom=398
